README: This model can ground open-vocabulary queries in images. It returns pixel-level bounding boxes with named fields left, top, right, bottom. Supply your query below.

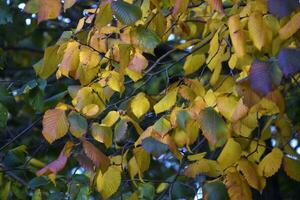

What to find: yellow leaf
left=184, top=159, right=222, bottom=178
left=82, top=104, right=100, bottom=118
left=174, top=128, right=187, bottom=147
left=79, top=46, right=100, bottom=67
left=153, top=89, right=177, bottom=114
left=246, top=140, right=266, bottom=162
left=59, top=41, right=80, bottom=77
left=248, top=11, right=268, bottom=50
left=224, top=172, right=252, bottom=200
left=131, top=93, right=150, bottom=118
left=258, top=147, right=283, bottom=177
left=228, top=14, right=246, bottom=57
left=107, top=71, right=124, bottom=92
left=183, top=53, right=205, bottom=75
left=97, top=166, right=121, bottom=200
left=187, top=152, right=207, bottom=161
left=42, top=108, right=69, bottom=144
left=38, top=0, right=61, bottom=23
left=101, top=111, right=120, bottom=127
left=204, top=89, right=216, bottom=107
left=156, top=183, right=169, bottom=193
left=217, top=96, right=248, bottom=122
left=279, top=12, right=300, bottom=40
left=283, top=156, right=300, bottom=182
left=217, top=138, right=242, bottom=170
left=133, top=147, right=150, bottom=179
left=185, top=119, right=200, bottom=146
left=238, top=158, right=266, bottom=192
left=91, top=123, right=113, bottom=148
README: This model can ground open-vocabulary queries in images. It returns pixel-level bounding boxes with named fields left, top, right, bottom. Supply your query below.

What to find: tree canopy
left=1, top=0, right=300, bottom=199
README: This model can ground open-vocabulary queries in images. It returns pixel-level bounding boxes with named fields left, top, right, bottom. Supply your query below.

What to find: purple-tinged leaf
left=278, top=48, right=300, bottom=77
left=268, top=0, right=300, bottom=18
left=249, top=60, right=282, bottom=96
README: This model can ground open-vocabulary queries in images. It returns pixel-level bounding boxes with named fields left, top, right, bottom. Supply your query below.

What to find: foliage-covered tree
left=1, top=0, right=300, bottom=199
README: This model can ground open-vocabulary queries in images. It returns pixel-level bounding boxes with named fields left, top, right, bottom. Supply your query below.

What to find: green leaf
left=138, top=183, right=155, bottom=200
left=76, top=187, right=89, bottom=200
left=28, top=176, right=50, bottom=189
left=176, top=110, right=190, bottom=129
left=114, top=119, right=128, bottom=144
left=25, top=0, right=39, bottom=14
left=153, top=117, right=171, bottom=136
left=141, top=137, right=168, bottom=157
left=199, top=107, right=230, bottom=150
left=35, top=45, right=61, bottom=79
left=32, top=189, right=42, bottom=200
left=132, top=26, right=161, bottom=54
left=28, top=89, right=45, bottom=113
left=95, top=4, right=112, bottom=29
left=68, top=111, right=88, bottom=138
left=111, top=0, right=142, bottom=25
left=203, top=181, right=229, bottom=200
left=0, top=103, right=8, bottom=128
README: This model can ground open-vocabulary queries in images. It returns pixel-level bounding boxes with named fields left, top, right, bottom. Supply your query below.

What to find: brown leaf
left=75, top=153, right=95, bottom=172
left=42, top=108, right=69, bottom=144
left=81, top=139, right=110, bottom=172
left=38, top=0, right=61, bottom=23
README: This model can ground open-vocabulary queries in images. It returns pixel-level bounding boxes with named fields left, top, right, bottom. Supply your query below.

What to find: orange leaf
left=42, top=108, right=69, bottom=144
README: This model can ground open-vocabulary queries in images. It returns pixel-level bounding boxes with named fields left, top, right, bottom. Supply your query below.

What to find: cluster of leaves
left=1, top=0, right=300, bottom=199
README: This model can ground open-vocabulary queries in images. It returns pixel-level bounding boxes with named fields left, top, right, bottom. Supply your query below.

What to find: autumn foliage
left=1, top=0, right=300, bottom=199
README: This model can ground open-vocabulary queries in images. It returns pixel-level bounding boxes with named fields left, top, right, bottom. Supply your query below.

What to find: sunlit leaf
left=153, top=117, right=171, bottom=136
left=258, top=147, right=283, bottom=177
left=42, top=108, right=69, bottom=144
left=279, top=11, right=300, bottom=40
left=97, top=166, right=121, bottom=199
left=153, top=89, right=177, bottom=114
left=131, top=92, right=150, bottom=118
left=217, top=138, right=242, bottom=170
